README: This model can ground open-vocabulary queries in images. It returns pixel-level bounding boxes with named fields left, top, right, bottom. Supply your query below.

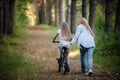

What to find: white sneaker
left=86, top=70, right=92, bottom=76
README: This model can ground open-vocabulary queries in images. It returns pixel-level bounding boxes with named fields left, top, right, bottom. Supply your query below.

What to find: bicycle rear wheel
left=60, top=47, right=68, bottom=75
left=61, top=63, right=66, bottom=75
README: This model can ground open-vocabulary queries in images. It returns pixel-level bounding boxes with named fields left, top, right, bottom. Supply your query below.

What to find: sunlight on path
left=69, top=49, right=80, bottom=58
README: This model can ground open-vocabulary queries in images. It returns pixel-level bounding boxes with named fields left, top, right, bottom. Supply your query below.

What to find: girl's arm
left=52, top=33, right=59, bottom=42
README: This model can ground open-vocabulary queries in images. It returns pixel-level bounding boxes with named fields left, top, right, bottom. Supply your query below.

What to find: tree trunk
left=58, top=0, right=61, bottom=26
left=48, top=5, right=52, bottom=25
left=71, top=0, right=76, bottom=33
left=82, top=0, right=87, bottom=18
left=105, top=0, right=113, bottom=32
left=38, top=0, right=43, bottom=24
left=34, top=0, right=39, bottom=24
left=47, top=0, right=53, bottom=25
left=60, top=0, right=66, bottom=26
left=41, top=0, right=44, bottom=24
left=0, top=0, right=3, bottom=37
left=0, top=0, right=16, bottom=35
left=67, top=0, right=71, bottom=28
left=114, top=0, right=120, bottom=31
left=3, top=0, right=8, bottom=34
left=42, top=0, right=48, bottom=24
left=44, top=0, right=49, bottom=24
left=9, top=0, right=15, bottom=34
left=89, top=0, right=97, bottom=31
left=55, top=0, right=59, bottom=27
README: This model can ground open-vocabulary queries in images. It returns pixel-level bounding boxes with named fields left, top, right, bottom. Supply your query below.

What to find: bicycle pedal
left=56, top=58, right=61, bottom=63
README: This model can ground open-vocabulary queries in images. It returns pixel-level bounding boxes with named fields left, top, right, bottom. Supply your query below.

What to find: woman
left=52, top=22, right=72, bottom=72
left=70, top=17, right=95, bottom=76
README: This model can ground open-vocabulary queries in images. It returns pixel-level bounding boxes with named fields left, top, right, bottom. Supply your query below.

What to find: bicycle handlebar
left=52, top=41, right=59, bottom=43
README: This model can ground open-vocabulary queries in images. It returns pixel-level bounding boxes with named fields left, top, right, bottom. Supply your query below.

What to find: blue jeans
left=80, top=46, right=94, bottom=73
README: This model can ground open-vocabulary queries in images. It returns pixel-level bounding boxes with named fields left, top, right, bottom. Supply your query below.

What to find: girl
left=52, top=22, right=72, bottom=60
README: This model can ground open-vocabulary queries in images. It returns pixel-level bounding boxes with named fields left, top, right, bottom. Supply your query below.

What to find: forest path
left=23, top=26, right=117, bottom=80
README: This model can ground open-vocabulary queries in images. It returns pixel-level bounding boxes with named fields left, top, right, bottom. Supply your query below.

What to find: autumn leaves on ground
left=23, top=26, right=118, bottom=80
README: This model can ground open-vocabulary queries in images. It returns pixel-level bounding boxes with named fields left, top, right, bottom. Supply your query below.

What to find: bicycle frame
left=52, top=41, right=69, bottom=75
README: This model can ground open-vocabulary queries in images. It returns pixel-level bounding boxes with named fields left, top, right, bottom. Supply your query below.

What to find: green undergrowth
left=0, top=36, right=38, bottom=80
left=94, top=31, right=120, bottom=72
left=40, top=24, right=58, bottom=36
left=94, top=11, right=120, bottom=73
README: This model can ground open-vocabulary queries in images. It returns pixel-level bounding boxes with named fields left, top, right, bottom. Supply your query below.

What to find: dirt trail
left=23, top=27, right=118, bottom=80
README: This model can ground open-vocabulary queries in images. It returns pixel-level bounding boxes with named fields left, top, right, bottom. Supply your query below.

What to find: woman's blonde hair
left=61, top=22, right=72, bottom=41
left=78, top=17, right=94, bottom=37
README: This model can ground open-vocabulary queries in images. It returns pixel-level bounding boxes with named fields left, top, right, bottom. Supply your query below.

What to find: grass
left=13, top=26, right=29, bottom=38
left=40, top=24, right=58, bottom=36
left=93, top=54, right=120, bottom=72
left=0, top=36, right=38, bottom=80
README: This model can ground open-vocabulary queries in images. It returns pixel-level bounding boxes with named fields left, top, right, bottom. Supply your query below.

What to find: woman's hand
left=66, top=43, right=71, bottom=48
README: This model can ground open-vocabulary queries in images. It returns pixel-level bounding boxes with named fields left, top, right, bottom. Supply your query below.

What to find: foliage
left=1, top=36, right=22, bottom=45
left=76, top=0, right=82, bottom=11
left=13, top=0, right=32, bottom=37
left=40, top=24, right=58, bottom=36
left=0, top=37, right=37, bottom=80
left=94, top=9, right=120, bottom=72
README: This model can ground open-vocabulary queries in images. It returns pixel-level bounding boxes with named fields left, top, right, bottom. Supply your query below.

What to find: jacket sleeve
left=71, top=25, right=81, bottom=45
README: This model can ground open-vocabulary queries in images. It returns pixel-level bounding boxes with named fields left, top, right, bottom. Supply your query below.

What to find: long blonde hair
left=78, top=17, right=94, bottom=37
left=61, top=22, right=72, bottom=41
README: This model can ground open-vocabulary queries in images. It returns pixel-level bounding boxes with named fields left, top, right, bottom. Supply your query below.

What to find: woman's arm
left=71, top=26, right=81, bottom=45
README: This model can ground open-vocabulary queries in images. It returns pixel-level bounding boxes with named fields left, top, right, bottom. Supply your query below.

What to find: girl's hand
left=52, top=40, right=55, bottom=43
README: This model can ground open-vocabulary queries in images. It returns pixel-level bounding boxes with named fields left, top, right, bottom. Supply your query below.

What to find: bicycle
left=52, top=40, right=70, bottom=75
